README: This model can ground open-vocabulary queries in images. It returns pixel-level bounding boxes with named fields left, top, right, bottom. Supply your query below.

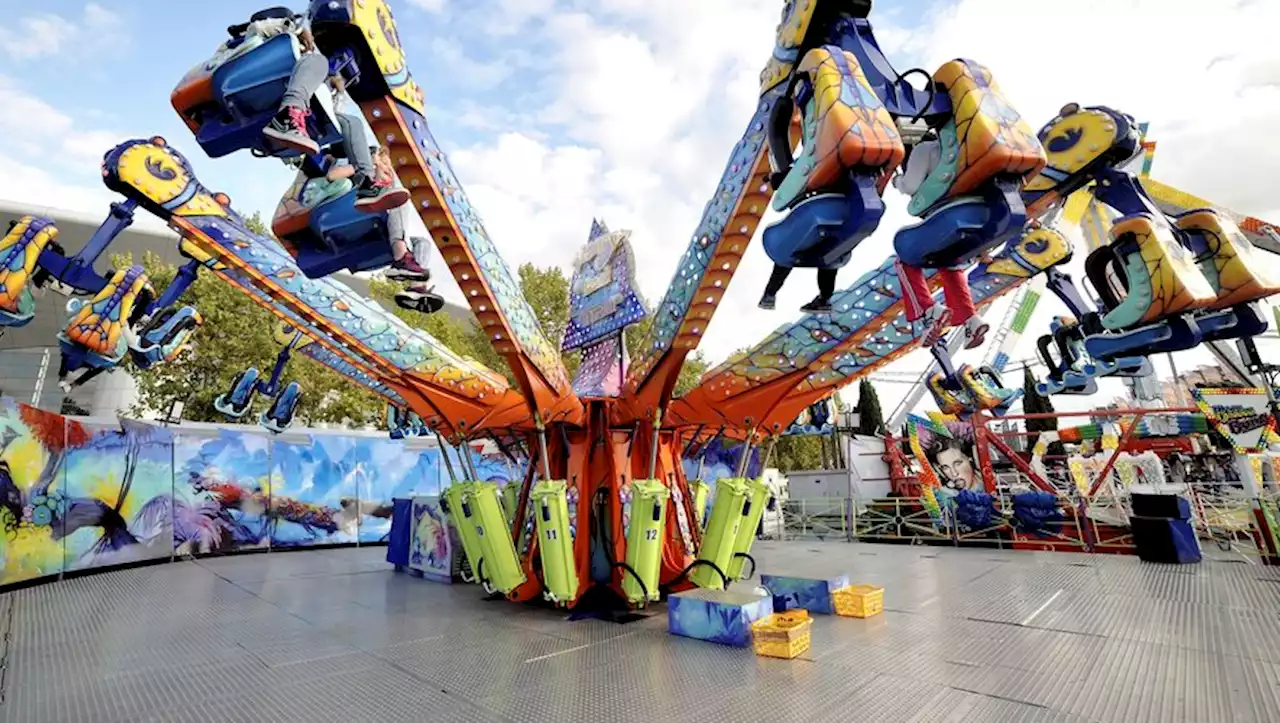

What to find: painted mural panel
left=173, top=429, right=272, bottom=554
left=907, top=415, right=998, bottom=531
left=269, top=435, right=357, bottom=547
left=408, top=496, right=452, bottom=582
left=357, top=440, right=442, bottom=543
left=0, top=399, right=73, bottom=585
left=62, top=420, right=174, bottom=572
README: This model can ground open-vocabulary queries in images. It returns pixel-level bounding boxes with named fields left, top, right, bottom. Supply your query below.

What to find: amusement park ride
left=2, top=0, right=1279, bottom=607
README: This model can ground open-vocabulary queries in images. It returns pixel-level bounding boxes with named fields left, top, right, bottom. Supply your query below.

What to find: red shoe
left=387, top=252, right=430, bottom=282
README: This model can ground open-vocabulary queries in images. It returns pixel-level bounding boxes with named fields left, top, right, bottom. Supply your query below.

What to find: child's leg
left=336, top=113, right=376, bottom=179
left=386, top=208, right=429, bottom=280
left=817, top=267, right=837, bottom=300
left=759, top=264, right=792, bottom=309
left=894, top=259, right=933, bottom=323
left=280, top=52, right=329, bottom=112
left=388, top=205, right=407, bottom=259
left=264, top=51, right=328, bottom=154
left=937, top=267, right=976, bottom=324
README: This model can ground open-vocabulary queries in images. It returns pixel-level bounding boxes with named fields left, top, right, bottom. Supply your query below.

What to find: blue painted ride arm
left=259, top=343, right=294, bottom=398
left=830, top=17, right=950, bottom=121
left=1092, top=168, right=1165, bottom=218
left=36, top=199, right=138, bottom=295
left=147, top=259, right=201, bottom=316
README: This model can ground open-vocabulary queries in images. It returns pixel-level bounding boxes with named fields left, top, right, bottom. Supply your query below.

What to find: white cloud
left=406, top=0, right=447, bottom=13
left=432, top=0, right=1280, bottom=416
left=0, top=3, right=125, bottom=62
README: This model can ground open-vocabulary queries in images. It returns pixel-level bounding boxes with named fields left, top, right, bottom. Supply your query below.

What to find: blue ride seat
left=274, top=177, right=395, bottom=279
left=762, top=181, right=885, bottom=268
left=173, top=32, right=343, bottom=159
left=894, top=180, right=1026, bottom=269
left=58, top=266, right=152, bottom=375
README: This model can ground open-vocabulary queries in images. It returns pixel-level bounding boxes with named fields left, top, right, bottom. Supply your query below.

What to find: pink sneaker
left=262, top=106, right=319, bottom=155
left=354, top=172, right=410, bottom=213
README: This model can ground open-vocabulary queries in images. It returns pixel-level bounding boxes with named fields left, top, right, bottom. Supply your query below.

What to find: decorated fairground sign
left=782, top=398, right=835, bottom=436
left=1191, top=387, right=1277, bottom=454
left=562, top=220, right=647, bottom=352
left=906, top=414, right=984, bottom=526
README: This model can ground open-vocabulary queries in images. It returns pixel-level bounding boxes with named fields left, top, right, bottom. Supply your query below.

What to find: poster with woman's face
left=907, top=415, right=983, bottom=512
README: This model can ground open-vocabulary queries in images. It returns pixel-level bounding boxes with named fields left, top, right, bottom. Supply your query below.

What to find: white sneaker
left=963, top=315, right=990, bottom=350
left=919, top=305, right=951, bottom=348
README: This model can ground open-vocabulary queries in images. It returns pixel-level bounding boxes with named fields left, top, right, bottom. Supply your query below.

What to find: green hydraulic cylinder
left=469, top=481, right=527, bottom=594
left=501, top=482, right=520, bottom=523
left=688, top=477, right=748, bottom=589
left=530, top=479, right=578, bottom=604
left=442, top=483, right=484, bottom=584
left=689, top=480, right=710, bottom=528
left=727, top=476, right=770, bottom=579
left=622, top=480, right=670, bottom=604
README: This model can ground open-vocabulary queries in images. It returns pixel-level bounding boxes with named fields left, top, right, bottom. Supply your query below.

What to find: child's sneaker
left=262, top=106, right=319, bottom=155
left=354, top=172, right=410, bottom=213
left=758, top=293, right=776, bottom=310
left=387, top=252, right=430, bottom=282
left=962, top=315, right=990, bottom=349
left=800, top=295, right=833, bottom=314
left=395, top=283, right=444, bottom=314
left=919, top=304, right=952, bottom=348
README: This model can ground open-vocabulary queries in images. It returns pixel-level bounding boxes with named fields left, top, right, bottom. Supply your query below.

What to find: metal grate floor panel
left=2, top=542, right=1277, bottom=722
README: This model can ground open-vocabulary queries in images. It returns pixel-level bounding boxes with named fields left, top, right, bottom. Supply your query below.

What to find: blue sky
left=3, top=0, right=1280, bottom=413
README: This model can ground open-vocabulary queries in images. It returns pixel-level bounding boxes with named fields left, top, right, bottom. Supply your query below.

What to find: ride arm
left=306, top=1, right=581, bottom=427
left=102, top=136, right=519, bottom=437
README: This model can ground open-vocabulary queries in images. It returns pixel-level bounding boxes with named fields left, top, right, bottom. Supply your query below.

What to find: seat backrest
left=772, top=46, right=903, bottom=211
left=63, top=266, right=151, bottom=358
left=1175, top=209, right=1280, bottom=306
left=908, top=60, right=1046, bottom=217
left=1106, top=214, right=1217, bottom=325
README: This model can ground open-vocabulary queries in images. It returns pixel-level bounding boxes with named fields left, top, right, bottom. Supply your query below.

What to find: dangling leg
left=263, top=51, right=328, bottom=155
left=939, top=267, right=988, bottom=349
left=759, top=265, right=792, bottom=310
left=801, top=267, right=837, bottom=313
left=386, top=207, right=430, bottom=281
left=896, top=259, right=950, bottom=346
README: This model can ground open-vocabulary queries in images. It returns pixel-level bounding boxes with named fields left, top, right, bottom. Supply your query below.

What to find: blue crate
left=668, top=588, right=773, bottom=647
left=760, top=573, right=851, bottom=615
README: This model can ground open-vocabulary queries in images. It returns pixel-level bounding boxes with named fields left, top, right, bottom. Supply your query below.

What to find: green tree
left=854, top=378, right=884, bottom=436
left=124, top=248, right=382, bottom=425
left=772, top=435, right=823, bottom=472
left=1021, top=366, right=1059, bottom=452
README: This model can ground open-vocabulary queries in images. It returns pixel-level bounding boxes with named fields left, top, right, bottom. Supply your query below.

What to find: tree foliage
left=126, top=214, right=713, bottom=428
left=854, top=378, right=885, bottom=436
left=772, top=435, right=823, bottom=473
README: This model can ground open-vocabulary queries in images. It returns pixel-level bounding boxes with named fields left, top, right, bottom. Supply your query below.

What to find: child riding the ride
left=892, top=134, right=990, bottom=350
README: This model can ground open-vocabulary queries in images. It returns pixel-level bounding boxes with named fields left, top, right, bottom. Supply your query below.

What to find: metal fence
left=774, top=492, right=1274, bottom=560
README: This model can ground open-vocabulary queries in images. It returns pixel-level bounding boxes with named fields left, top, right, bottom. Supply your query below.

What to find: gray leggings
left=335, top=112, right=375, bottom=178
left=281, top=50, right=328, bottom=111
left=387, top=205, right=409, bottom=243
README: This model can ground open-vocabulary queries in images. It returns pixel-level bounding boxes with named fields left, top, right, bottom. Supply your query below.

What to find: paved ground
left=1, top=541, right=1277, bottom=722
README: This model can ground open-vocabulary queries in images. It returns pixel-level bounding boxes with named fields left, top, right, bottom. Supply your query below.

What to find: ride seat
left=172, top=32, right=342, bottom=159
left=1085, top=214, right=1217, bottom=330
left=1174, top=210, right=1280, bottom=308
left=907, top=59, right=1045, bottom=218
left=762, top=46, right=902, bottom=269
left=59, top=266, right=152, bottom=367
left=892, top=181, right=1025, bottom=268
left=275, top=177, right=393, bottom=279
left=0, top=216, right=55, bottom=326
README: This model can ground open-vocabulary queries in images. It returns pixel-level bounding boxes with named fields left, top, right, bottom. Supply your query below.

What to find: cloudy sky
left=2, top=0, right=1279, bottom=413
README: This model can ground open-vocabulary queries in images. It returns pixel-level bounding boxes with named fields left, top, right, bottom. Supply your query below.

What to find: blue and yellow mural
left=0, top=397, right=475, bottom=587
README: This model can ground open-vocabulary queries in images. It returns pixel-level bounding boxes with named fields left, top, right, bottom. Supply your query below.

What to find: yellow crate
left=832, top=584, right=884, bottom=618
left=750, top=610, right=812, bottom=659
